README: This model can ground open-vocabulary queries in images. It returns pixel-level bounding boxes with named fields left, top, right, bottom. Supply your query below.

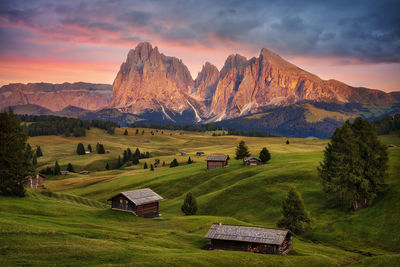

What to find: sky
left=0, top=0, right=399, bottom=92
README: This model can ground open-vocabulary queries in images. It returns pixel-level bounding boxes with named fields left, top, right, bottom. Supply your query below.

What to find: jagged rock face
left=206, top=48, right=398, bottom=120
left=192, top=62, right=219, bottom=108
left=110, top=42, right=195, bottom=115
left=0, top=82, right=112, bottom=111
left=110, top=42, right=399, bottom=122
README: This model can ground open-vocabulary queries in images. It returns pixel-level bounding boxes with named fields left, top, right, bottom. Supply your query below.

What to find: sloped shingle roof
left=244, top=155, right=260, bottom=161
left=109, top=188, right=163, bottom=205
left=206, top=155, right=227, bottom=161
left=205, top=223, right=289, bottom=245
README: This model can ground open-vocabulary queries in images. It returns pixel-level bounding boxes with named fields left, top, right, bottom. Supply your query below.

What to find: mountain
left=0, top=82, right=112, bottom=111
left=110, top=42, right=398, bottom=124
left=110, top=42, right=202, bottom=122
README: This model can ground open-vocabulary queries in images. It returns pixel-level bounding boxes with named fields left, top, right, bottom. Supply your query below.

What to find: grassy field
left=0, top=127, right=399, bottom=266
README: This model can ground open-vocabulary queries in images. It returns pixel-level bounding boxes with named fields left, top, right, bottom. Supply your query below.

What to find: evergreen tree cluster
left=117, top=147, right=150, bottom=169
left=227, top=128, right=276, bottom=137
left=40, top=161, right=70, bottom=175
left=373, top=114, right=400, bottom=135
left=18, top=115, right=119, bottom=137
left=181, top=192, right=197, bottom=215
left=96, top=143, right=105, bottom=154
left=0, top=108, right=34, bottom=196
left=132, top=122, right=222, bottom=132
left=318, top=117, right=388, bottom=210
left=76, top=143, right=85, bottom=155
left=170, top=158, right=179, bottom=168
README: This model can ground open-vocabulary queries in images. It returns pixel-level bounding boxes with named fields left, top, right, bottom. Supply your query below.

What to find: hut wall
left=111, top=196, right=135, bottom=212
left=136, top=202, right=159, bottom=217
left=211, top=239, right=280, bottom=254
left=207, top=161, right=227, bottom=170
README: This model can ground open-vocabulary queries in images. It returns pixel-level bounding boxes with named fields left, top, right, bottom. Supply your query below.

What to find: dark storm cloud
left=0, top=0, right=399, bottom=62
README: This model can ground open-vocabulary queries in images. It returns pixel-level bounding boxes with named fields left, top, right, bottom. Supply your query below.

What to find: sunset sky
left=1, top=0, right=399, bottom=92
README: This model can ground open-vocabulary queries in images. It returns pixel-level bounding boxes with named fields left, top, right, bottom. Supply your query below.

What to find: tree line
left=18, top=115, right=119, bottom=137
left=372, top=114, right=400, bottom=135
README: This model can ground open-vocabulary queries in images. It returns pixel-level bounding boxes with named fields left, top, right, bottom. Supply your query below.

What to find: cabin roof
left=206, top=155, right=227, bottom=161
left=108, top=188, right=163, bottom=205
left=244, top=155, right=260, bottom=161
left=205, top=223, right=290, bottom=245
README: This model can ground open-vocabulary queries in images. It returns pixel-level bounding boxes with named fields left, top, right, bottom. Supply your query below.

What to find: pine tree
left=87, top=144, right=92, bottom=153
left=106, top=162, right=110, bottom=170
left=277, top=187, right=311, bottom=234
left=36, top=146, right=43, bottom=157
left=14, top=129, right=35, bottom=190
left=181, top=192, right=197, bottom=215
left=127, top=148, right=132, bottom=160
left=67, top=163, right=74, bottom=172
left=170, top=159, right=179, bottom=168
left=142, top=130, right=144, bottom=135
left=259, top=147, right=271, bottom=163
left=235, top=140, right=250, bottom=159
left=187, top=157, right=192, bottom=164
left=123, top=150, right=128, bottom=163
left=124, top=129, right=128, bottom=135
left=162, top=161, right=166, bottom=167
left=32, top=154, right=37, bottom=166
left=150, top=164, right=154, bottom=171
left=132, top=157, right=139, bottom=165
left=318, top=118, right=388, bottom=210
left=54, top=161, right=61, bottom=175
left=144, top=162, right=148, bottom=169
left=135, top=129, right=139, bottom=134
left=286, top=140, right=290, bottom=144
left=97, top=144, right=105, bottom=154
left=76, top=143, right=85, bottom=155
left=135, top=148, right=141, bottom=159
left=117, top=156, right=122, bottom=169
left=145, top=152, right=150, bottom=158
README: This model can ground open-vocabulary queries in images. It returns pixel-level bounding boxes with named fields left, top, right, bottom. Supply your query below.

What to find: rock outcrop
left=0, top=82, right=112, bottom=111
left=110, top=42, right=197, bottom=118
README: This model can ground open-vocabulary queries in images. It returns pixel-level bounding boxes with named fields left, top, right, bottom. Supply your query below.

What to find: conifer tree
left=67, top=163, right=74, bottom=172
left=76, top=143, right=85, bottom=155
left=135, top=148, right=141, bottom=159
left=286, top=140, right=290, bottom=144
left=0, top=108, right=33, bottom=196
left=150, top=164, right=154, bottom=171
left=36, top=146, right=43, bottom=157
left=106, top=162, right=110, bottom=170
left=318, top=118, right=388, bottom=210
left=87, top=144, right=92, bottom=153
left=162, top=161, right=166, bottom=167
left=54, top=161, right=61, bottom=175
left=26, top=143, right=32, bottom=157
left=124, top=129, right=128, bottom=135
left=32, top=154, right=37, bottom=166
left=170, top=158, right=179, bottom=168
left=235, top=140, right=250, bottom=159
left=127, top=148, right=132, bottom=160
left=97, top=143, right=105, bottom=154
left=143, top=162, right=148, bottom=169
left=181, top=192, right=198, bottom=215
left=277, top=187, right=311, bottom=234
left=259, top=147, right=271, bottom=163
left=123, top=150, right=128, bottom=163
left=187, top=157, right=193, bottom=164
left=117, top=156, right=121, bottom=169
left=132, top=157, right=139, bottom=165
left=135, top=129, right=139, bottom=134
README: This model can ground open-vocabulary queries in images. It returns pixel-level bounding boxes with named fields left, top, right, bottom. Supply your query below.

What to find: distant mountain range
left=2, top=42, right=399, bottom=138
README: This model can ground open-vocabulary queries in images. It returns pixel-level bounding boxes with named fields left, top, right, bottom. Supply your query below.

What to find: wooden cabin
left=244, top=156, right=262, bottom=166
left=205, top=223, right=292, bottom=255
left=206, top=155, right=228, bottom=170
left=25, top=173, right=46, bottom=189
left=196, top=152, right=205, bottom=156
left=108, top=188, right=164, bottom=218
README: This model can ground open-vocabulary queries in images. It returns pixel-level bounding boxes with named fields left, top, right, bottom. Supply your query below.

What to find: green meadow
left=1, top=127, right=399, bottom=266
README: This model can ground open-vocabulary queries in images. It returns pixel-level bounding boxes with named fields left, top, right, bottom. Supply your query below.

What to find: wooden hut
left=244, top=156, right=262, bottom=166
left=206, top=155, right=228, bottom=170
left=25, top=173, right=46, bottom=189
left=205, top=223, right=292, bottom=255
left=196, top=152, right=205, bottom=156
left=108, top=188, right=164, bottom=218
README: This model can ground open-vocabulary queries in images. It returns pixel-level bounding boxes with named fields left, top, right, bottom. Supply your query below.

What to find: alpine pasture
left=1, top=127, right=399, bottom=266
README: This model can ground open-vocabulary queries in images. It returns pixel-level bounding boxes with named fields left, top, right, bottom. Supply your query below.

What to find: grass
left=1, top=128, right=399, bottom=266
